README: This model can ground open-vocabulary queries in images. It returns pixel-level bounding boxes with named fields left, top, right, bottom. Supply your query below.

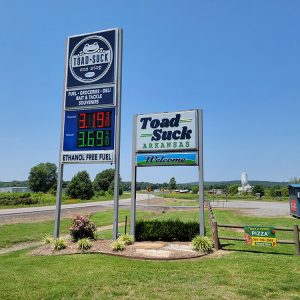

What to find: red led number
left=78, top=113, right=86, bottom=129
left=77, top=111, right=111, bottom=129
left=96, top=112, right=104, bottom=128
left=105, top=112, right=111, bottom=127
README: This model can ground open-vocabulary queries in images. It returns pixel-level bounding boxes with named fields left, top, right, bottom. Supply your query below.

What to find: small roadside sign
left=244, top=226, right=277, bottom=247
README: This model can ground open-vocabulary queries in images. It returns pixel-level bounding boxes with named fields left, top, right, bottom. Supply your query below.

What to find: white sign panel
left=61, top=150, right=114, bottom=164
left=136, top=110, right=198, bottom=152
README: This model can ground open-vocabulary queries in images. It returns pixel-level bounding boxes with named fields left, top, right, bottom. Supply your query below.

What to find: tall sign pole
left=198, top=109, right=205, bottom=235
left=112, top=30, right=123, bottom=240
left=130, top=115, right=137, bottom=237
left=55, top=28, right=122, bottom=240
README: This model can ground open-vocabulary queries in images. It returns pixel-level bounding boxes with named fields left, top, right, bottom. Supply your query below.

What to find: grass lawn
left=156, top=192, right=289, bottom=202
left=0, top=209, right=155, bottom=248
left=0, top=246, right=300, bottom=299
left=1, top=209, right=300, bottom=299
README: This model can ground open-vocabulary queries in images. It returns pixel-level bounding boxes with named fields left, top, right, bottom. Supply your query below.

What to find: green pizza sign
left=244, top=226, right=276, bottom=247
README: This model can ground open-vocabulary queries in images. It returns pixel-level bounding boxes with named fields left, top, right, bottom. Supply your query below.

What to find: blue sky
left=0, top=0, right=299, bottom=183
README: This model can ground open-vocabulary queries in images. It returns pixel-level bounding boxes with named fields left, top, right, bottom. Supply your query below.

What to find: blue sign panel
left=65, top=86, right=115, bottom=108
left=63, top=108, right=115, bottom=151
left=136, top=152, right=198, bottom=167
left=67, top=29, right=116, bottom=88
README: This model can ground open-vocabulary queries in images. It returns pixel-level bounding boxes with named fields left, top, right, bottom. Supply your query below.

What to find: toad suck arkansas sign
left=136, top=110, right=198, bottom=152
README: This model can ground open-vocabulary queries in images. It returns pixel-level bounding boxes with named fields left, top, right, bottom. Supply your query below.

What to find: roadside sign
left=136, top=152, right=198, bottom=167
left=67, top=29, right=116, bottom=88
left=244, top=226, right=277, bottom=247
left=62, top=107, right=115, bottom=150
left=55, top=28, right=122, bottom=240
left=65, top=86, right=115, bottom=109
left=130, top=109, right=205, bottom=238
left=136, top=110, right=197, bottom=153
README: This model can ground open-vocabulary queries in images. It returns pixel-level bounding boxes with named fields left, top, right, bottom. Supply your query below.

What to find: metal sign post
left=112, top=30, right=123, bottom=240
left=197, top=109, right=205, bottom=235
left=130, top=115, right=137, bottom=237
left=131, top=109, right=205, bottom=239
left=54, top=28, right=122, bottom=240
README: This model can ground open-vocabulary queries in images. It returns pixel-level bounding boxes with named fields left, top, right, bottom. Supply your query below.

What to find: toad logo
left=69, top=35, right=113, bottom=83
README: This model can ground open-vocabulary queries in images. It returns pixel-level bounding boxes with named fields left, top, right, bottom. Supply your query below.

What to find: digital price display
left=63, top=108, right=115, bottom=151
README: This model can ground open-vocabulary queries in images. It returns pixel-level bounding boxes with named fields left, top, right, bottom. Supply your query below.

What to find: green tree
left=66, top=171, right=94, bottom=200
left=169, top=177, right=177, bottom=190
left=228, top=184, right=239, bottom=195
left=28, top=163, right=57, bottom=193
left=93, top=168, right=115, bottom=192
left=192, top=186, right=199, bottom=194
left=93, top=168, right=123, bottom=195
left=108, top=180, right=123, bottom=195
left=252, top=185, right=265, bottom=196
left=268, top=186, right=282, bottom=199
left=290, top=177, right=300, bottom=184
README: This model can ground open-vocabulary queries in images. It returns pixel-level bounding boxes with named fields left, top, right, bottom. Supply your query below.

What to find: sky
left=0, top=0, right=299, bottom=183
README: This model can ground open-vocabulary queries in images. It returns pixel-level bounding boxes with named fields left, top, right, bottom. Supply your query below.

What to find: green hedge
left=135, top=219, right=199, bottom=242
left=0, top=193, right=38, bottom=206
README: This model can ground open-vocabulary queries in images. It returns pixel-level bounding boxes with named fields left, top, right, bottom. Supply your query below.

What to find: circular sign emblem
left=69, top=35, right=113, bottom=83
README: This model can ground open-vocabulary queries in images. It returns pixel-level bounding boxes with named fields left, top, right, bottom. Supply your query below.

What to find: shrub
left=118, top=234, right=134, bottom=245
left=111, top=240, right=125, bottom=251
left=53, top=238, right=67, bottom=251
left=94, top=190, right=106, bottom=197
left=42, top=234, right=53, bottom=245
left=66, top=171, right=94, bottom=200
left=192, top=235, right=213, bottom=253
left=77, top=238, right=92, bottom=252
left=69, top=215, right=97, bottom=241
left=0, top=192, right=38, bottom=206
left=93, top=168, right=123, bottom=195
left=28, top=162, right=57, bottom=193
left=135, top=219, right=199, bottom=242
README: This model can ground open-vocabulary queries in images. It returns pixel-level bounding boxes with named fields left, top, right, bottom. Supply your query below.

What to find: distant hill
left=0, top=179, right=289, bottom=190
left=186, top=180, right=289, bottom=187
left=0, top=180, right=29, bottom=188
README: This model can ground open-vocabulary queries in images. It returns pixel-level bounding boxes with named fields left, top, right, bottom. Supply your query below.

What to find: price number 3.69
left=77, top=130, right=111, bottom=148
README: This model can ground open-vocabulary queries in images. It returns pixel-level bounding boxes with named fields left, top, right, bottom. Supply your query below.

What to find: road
left=0, top=194, right=159, bottom=216
left=209, top=200, right=290, bottom=217
left=0, top=194, right=157, bottom=224
left=0, top=196, right=291, bottom=224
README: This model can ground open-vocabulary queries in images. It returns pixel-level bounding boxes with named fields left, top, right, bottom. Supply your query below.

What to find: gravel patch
left=30, top=240, right=210, bottom=260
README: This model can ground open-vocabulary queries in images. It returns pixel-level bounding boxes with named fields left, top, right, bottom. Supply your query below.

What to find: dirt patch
left=138, top=197, right=167, bottom=206
left=30, top=240, right=218, bottom=260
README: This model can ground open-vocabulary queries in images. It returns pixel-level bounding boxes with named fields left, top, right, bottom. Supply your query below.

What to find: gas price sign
left=62, top=108, right=115, bottom=163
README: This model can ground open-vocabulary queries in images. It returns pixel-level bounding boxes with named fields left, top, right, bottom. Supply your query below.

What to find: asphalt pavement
left=0, top=196, right=291, bottom=219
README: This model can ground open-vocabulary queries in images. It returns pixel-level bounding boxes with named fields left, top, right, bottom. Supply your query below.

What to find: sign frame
left=54, top=28, right=123, bottom=240
left=136, top=152, right=198, bottom=167
left=130, top=109, right=205, bottom=239
left=135, top=110, right=199, bottom=153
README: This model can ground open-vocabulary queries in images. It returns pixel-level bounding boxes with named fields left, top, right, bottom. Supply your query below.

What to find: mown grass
left=0, top=246, right=300, bottom=299
left=213, top=210, right=300, bottom=255
left=1, top=209, right=300, bottom=299
left=156, top=192, right=289, bottom=202
left=1, top=207, right=299, bottom=255
left=0, top=209, right=155, bottom=248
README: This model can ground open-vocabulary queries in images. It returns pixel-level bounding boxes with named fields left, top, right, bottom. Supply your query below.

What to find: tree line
left=27, top=163, right=122, bottom=200
left=7, top=162, right=300, bottom=200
